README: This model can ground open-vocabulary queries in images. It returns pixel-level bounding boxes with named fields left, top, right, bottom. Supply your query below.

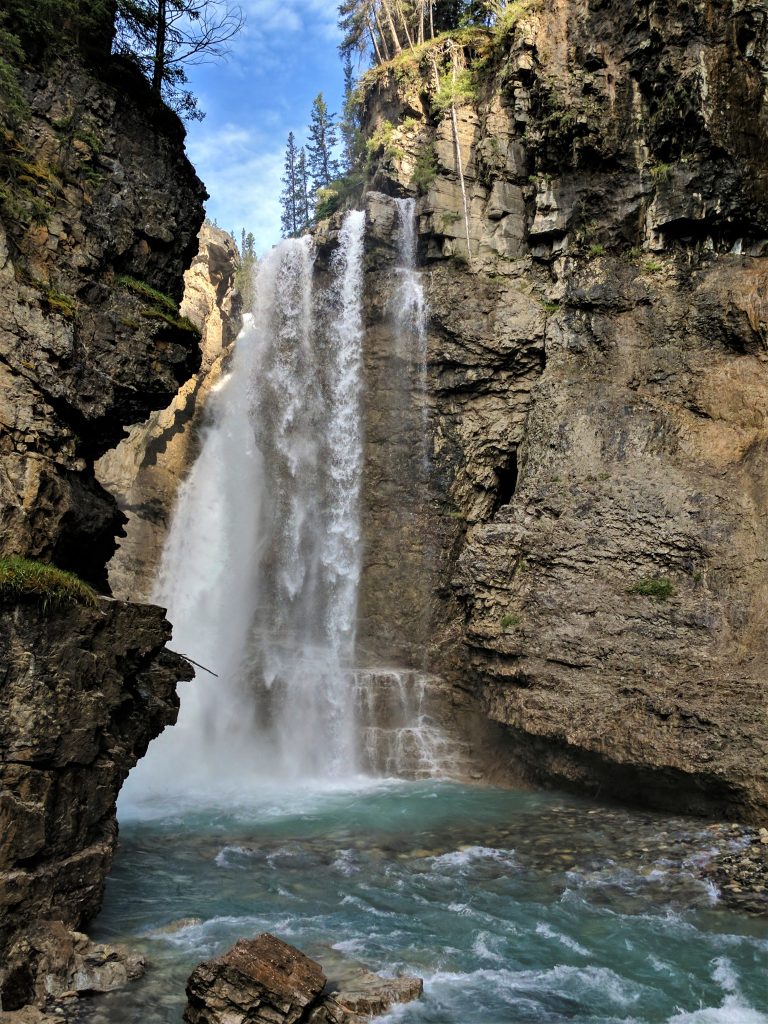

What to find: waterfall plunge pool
left=89, top=779, right=767, bottom=1023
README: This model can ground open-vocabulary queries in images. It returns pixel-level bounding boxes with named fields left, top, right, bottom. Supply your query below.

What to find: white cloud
left=193, top=140, right=285, bottom=254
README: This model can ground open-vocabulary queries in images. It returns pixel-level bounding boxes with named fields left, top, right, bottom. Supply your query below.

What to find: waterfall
left=122, top=211, right=366, bottom=801
left=392, top=198, right=427, bottom=364
left=120, top=200, right=461, bottom=806
left=251, top=211, right=366, bottom=778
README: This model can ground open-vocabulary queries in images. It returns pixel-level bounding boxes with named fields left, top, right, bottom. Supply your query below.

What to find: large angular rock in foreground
left=184, top=934, right=423, bottom=1024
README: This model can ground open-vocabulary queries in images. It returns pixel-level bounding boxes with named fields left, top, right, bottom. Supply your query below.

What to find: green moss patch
left=140, top=308, right=201, bottom=336
left=627, top=576, right=675, bottom=601
left=44, top=288, right=76, bottom=319
left=115, top=274, right=177, bottom=314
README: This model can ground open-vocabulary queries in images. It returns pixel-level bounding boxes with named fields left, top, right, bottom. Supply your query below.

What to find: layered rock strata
left=184, top=933, right=423, bottom=1024
left=353, top=0, right=768, bottom=819
left=0, top=599, right=190, bottom=957
left=0, top=921, right=145, bottom=1018
left=0, top=56, right=206, bottom=585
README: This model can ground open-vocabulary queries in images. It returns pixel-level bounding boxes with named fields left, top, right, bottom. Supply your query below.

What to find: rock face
left=353, top=0, right=768, bottom=819
left=0, top=54, right=206, bottom=586
left=184, top=934, right=422, bottom=1024
left=97, top=222, right=243, bottom=599
left=0, top=29, right=204, bottom=1014
left=185, top=935, right=327, bottom=1024
left=0, top=922, right=145, bottom=1015
left=0, top=598, right=191, bottom=961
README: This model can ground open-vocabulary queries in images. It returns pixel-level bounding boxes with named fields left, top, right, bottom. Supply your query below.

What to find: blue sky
left=182, top=0, right=345, bottom=254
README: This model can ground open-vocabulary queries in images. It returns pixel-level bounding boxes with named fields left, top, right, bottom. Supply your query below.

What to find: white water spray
left=123, top=212, right=366, bottom=800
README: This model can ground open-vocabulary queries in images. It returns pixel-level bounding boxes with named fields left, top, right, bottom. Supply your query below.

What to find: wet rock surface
left=0, top=599, right=192, bottom=962
left=185, top=934, right=326, bottom=1024
left=702, top=824, right=768, bottom=916
left=0, top=921, right=144, bottom=1020
left=354, top=0, right=768, bottom=820
left=308, top=973, right=423, bottom=1024
left=183, top=933, right=422, bottom=1024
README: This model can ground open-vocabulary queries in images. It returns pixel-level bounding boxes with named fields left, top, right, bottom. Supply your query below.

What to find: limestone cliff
left=0, top=28, right=205, bottom=1011
left=353, top=0, right=768, bottom=821
left=97, top=222, right=243, bottom=600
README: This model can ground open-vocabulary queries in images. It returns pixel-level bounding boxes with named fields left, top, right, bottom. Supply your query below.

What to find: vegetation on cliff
left=338, top=0, right=526, bottom=64
left=0, top=557, right=98, bottom=608
left=0, top=0, right=244, bottom=129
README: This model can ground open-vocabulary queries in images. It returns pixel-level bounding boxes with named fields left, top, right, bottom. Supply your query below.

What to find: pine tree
left=307, top=93, right=340, bottom=195
left=340, top=53, right=360, bottom=173
left=280, top=131, right=301, bottom=237
left=296, top=148, right=311, bottom=231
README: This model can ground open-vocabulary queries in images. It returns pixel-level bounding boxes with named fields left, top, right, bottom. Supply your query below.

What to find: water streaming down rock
left=121, top=203, right=459, bottom=801
left=355, top=199, right=460, bottom=779
left=354, top=670, right=459, bottom=778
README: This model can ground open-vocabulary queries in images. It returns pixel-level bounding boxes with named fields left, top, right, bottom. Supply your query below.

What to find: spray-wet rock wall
left=352, top=0, right=768, bottom=820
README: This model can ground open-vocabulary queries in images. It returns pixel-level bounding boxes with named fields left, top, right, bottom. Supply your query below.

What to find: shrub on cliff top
left=0, top=556, right=98, bottom=609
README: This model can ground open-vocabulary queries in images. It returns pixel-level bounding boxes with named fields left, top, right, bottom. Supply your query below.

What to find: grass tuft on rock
left=115, top=274, right=177, bottom=313
left=0, top=556, right=98, bottom=609
left=500, top=614, right=520, bottom=629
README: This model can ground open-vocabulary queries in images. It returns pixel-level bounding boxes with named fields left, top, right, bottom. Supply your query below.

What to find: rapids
left=92, top=782, right=767, bottom=1023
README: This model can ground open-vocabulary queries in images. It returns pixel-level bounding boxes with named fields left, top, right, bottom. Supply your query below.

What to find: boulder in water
left=184, top=934, right=326, bottom=1024
left=183, top=933, right=423, bottom=1024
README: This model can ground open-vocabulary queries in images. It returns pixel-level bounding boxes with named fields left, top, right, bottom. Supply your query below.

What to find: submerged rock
left=308, top=973, right=424, bottom=1024
left=183, top=933, right=423, bottom=1024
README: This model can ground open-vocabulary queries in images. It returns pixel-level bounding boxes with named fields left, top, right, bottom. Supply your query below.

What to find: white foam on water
left=213, top=845, right=252, bottom=868
left=401, top=963, right=651, bottom=1012
left=535, top=922, right=590, bottom=956
left=667, top=997, right=768, bottom=1024
left=429, top=846, right=516, bottom=869
left=471, top=931, right=506, bottom=963
left=332, top=849, right=361, bottom=876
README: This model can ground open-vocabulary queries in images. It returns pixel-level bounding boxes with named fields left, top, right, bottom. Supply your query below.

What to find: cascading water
left=123, top=211, right=366, bottom=800
left=392, top=197, right=427, bottom=366
left=352, top=198, right=456, bottom=777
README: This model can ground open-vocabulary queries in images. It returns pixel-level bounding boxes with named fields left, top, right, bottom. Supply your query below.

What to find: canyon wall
left=0, top=34, right=205, bottom=1008
left=97, top=222, right=243, bottom=600
left=355, top=0, right=768, bottom=820
left=76, top=0, right=768, bottom=823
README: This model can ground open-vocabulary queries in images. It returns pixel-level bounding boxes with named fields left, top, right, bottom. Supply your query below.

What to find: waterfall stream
left=124, top=212, right=367, bottom=799
left=123, top=201, right=454, bottom=804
